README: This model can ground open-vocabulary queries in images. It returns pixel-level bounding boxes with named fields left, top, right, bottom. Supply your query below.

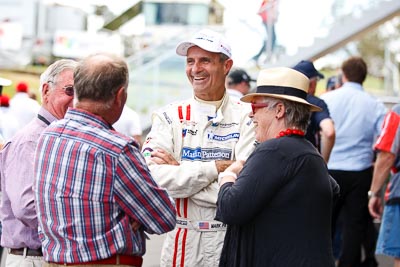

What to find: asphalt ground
left=142, top=233, right=394, bottom=267
left=0, top=233, right=393, bottom=266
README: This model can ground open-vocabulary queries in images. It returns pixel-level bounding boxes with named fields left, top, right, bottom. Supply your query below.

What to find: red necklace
left=276, top=128, right=305, bottom=138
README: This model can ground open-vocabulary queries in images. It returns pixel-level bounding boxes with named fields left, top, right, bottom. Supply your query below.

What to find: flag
left=198, top=222, right=209, bottom=230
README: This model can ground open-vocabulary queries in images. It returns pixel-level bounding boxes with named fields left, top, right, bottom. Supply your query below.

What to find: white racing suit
left=142, top=94, right=256, bottom=267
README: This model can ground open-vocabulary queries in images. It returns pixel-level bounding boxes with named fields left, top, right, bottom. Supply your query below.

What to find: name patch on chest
left=181, top=147, right=232, bottom=161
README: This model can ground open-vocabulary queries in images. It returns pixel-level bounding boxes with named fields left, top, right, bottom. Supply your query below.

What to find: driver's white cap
left=176, top=29, right=232, bottom=58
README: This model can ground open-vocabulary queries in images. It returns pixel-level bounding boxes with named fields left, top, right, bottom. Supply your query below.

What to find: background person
left=34, top=53, right=176, bottom=267
left=113, top=104, right=143, bottom=147
left=0, top=94, right=10, bottom=110
left=216, top=67, right=338, bottom=267
left=321, top=56, right=387, bottom=267
left=225, top=68, right=255, bottom=99
left=8, top=81, right=40, bottom=134
left=142, top=29, right=256, bottom=267
left=325, top=70, right=375, bottom=263
left=326, top=74, right=343, bottom=92
left=0, top=59, right=78, bottom=267
left=292, top=60, right=335, bottom=163
left=0, top=95, right=19, bottom=141
left=368, top=103, right=400, bottom=267
left=0, top=77, right=11, bottom=96
left=0, top=77, right=12, bottom=147
left=252, top=0, right=279, bottom=65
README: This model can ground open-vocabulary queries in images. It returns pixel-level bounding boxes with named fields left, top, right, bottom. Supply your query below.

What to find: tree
left=356, top=18, right=400, bottom=77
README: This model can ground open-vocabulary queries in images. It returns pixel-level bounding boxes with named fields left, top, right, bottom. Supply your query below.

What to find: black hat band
left=256, top=85, right=307, bottom=100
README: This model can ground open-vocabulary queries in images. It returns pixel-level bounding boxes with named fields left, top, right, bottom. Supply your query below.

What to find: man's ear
left=115, top=87, right=127, bottom=107
left=41, top=83, right=50, bottom=102
left=224, top=58, right=234, bottom=76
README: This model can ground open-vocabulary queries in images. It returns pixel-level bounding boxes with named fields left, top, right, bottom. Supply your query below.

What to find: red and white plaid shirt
left=35, top=108, right=176, bottom=263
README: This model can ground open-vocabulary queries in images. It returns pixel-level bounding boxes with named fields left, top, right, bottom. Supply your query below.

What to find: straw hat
left=241, top=67, right=322, bottom=112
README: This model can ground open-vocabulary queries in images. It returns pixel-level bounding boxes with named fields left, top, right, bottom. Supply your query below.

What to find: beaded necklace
left=276, top=128, right=305, bottom=138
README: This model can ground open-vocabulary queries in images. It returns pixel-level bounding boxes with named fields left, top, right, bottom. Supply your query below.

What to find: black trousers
left=329, top=167, right=378, bottom=267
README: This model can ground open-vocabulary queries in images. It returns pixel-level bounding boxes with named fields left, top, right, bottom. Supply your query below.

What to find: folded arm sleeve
left=143, top=112, right=218, bottom=199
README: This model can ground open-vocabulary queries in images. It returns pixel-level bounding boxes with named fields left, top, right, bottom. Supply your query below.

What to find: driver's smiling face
left=185, top=46, right=230, bottom=101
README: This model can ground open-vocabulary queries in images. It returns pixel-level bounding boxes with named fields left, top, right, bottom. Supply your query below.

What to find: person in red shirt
left=252, top=0, right=279, bottom=64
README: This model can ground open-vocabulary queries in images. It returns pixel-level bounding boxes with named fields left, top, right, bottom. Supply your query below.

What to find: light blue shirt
left=320, top=82, right=387, bottom=171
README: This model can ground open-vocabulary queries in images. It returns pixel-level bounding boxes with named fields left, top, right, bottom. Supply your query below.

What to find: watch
left=367, top=190, right=380, bottom=199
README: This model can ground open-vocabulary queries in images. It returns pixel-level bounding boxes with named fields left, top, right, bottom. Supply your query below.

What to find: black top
left=306, top=95, right=331, bottom=149
left=216, top=136, right=338, bottom=267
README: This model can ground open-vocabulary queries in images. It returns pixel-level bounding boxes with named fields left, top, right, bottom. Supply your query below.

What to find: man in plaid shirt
left=34, top=53, right=176, bottom=267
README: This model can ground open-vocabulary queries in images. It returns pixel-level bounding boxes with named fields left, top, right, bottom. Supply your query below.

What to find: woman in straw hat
left=216, top=67, right=339, bottom=267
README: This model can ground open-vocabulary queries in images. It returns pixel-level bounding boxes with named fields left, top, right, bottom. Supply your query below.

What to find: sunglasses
left=47, top=81, right=74, bottom=96
left=62, top=85, right=74, bottom=96
left=251, top=102, right=269, bottom=113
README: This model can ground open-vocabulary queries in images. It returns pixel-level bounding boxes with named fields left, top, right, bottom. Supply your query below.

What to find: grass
left=0, top=69, right=43, bottom=101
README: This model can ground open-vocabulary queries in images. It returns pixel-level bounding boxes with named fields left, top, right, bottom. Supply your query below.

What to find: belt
left=9, top=247, right=43, bottom=257
left=176, top=217, right=227, bottom=232
left=53, top=255, right=143, bottom=266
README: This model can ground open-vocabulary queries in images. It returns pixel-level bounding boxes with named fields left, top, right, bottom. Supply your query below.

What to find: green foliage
left=315, top=70, right=384, bottom=97
left=356, top=18, right=400, bottom=77
left=0, top=70, right=41, bottom=101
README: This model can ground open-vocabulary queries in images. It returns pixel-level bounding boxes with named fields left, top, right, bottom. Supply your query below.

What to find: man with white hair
left=0, top=59, right=78, bottom=267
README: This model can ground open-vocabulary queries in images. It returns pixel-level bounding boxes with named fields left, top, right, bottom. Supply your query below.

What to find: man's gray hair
left=73, top=53, right=128, bottom=107
left=39, top=59, right=78, bottom=99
